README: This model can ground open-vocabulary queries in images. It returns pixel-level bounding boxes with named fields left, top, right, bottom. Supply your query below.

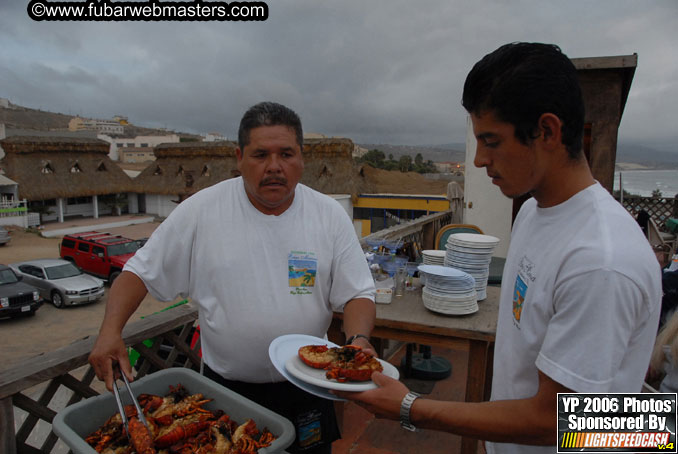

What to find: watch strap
left=345, top=334, right=370, bottom=345
left=400, top=391, right=420, bottom=431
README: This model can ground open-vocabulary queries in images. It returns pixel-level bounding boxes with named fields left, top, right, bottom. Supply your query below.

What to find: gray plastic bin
left=52, top=367, right=295, bottom=454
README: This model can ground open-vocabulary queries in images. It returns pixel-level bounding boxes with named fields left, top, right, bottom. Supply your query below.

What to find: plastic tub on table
left=52, top=367, right=295, bottom=454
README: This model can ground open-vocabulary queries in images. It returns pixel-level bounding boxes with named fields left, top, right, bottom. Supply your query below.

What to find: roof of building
left=0, top=136, right=134, bottom=200
left=134, top=138, right=374, bottom=199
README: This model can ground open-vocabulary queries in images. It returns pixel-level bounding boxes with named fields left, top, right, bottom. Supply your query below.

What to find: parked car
left=10, top=259, right=105, bottom=308
left=0, top=264, right=41, bottom=318
left=0, top=226, right=10, bottom=246
left=59, top=231, right=140, bottom=284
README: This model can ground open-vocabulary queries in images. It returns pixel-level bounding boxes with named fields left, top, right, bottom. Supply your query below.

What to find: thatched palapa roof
left=301, top=138, right=375, bottom=197
left=0, top=136, right=134, bottom=201
left=135, top=138, right=373, bottom=199
left=134, top=141, right=239, bottom=196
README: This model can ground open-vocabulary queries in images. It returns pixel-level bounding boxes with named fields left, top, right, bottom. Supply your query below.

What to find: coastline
left=616, top=162, right=678, bottom=171
left=616, top=162, right=653, bottom=171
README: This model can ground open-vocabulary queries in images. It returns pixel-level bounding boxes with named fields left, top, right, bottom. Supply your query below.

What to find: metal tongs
left=111, top=363, right=150, bottom=434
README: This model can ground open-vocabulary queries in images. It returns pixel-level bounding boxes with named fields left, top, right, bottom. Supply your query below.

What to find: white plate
left=285, top=355, right=399, bottom=392
left=422, top=249, right=446, bottom=257
left=448, top=233, right=500, bottom=244
left=418, top=264, right=473, bottom=278
left=269, top=334, right=344, bottom=401
left=268, top=334, right=399, bottom=400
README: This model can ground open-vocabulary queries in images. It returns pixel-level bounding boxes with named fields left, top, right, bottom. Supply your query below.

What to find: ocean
left=613, top=169, right=678, bottom=197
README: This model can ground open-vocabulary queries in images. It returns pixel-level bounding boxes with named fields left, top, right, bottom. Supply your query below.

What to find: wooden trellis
left=621, top=196, right=678, bottom=232
left=0, top=303, right=199, bottom=454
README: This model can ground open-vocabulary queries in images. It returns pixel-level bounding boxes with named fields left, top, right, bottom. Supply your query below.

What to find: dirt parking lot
left=0, top=221, right=187, bottom=372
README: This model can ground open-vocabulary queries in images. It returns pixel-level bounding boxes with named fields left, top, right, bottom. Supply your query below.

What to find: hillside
left=359, top=143, right=466, bottom=163
left=4, top=99, right=675, bottom=169
left=0, top=99, right=199, bottom=139
left=0, top=102, right=72, bottom=130
left=361, top=165, right=454, bottom=195
left=616, top=143, right=678, bottom=169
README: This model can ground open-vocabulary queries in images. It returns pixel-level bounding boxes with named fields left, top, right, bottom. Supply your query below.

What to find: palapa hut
left=301, top=138, right=375, bottom=197
left=134, top=141, right=239, bottom=217
left=134, top=138, right=373, bottom=218
left=0, top=136, right=135, bottom=223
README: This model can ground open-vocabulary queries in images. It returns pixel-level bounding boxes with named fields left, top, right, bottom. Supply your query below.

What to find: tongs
left=111, top=363, right=150, bottom=433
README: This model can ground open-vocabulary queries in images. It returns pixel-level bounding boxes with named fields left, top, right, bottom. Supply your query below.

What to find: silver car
left=10, top=259, right=105, bottom=308
left=0, top=226, right=10, bottom=246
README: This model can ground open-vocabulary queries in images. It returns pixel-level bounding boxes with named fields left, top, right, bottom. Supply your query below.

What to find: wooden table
left=329, top=284, right=500, bottom=454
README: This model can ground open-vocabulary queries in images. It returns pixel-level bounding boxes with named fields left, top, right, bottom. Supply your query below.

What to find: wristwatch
left=345, top=334, right=370, bottom=345
left=400, top=391, right=420, bottom=431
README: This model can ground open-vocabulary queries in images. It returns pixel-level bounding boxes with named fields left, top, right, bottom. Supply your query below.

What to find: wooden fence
left=0, top=303, right=200, bottom=454
left=620, top=196, right=678, bottom=232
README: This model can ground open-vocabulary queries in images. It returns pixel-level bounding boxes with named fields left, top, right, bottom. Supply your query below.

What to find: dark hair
left=462, top=42, right=585, bottom=159
left=237, top=102, right=303, bottom=150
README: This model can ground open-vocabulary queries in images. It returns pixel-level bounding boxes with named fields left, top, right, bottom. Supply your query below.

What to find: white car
left=10, top=259, right=105, bottom=308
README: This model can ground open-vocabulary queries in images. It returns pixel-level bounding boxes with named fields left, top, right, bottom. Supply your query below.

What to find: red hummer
left=59, top=231, right=140, bottom=284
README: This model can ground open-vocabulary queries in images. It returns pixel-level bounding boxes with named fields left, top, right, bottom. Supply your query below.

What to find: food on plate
left=84, top=384, right=277, bottom=454
left=298, top=344, right=383, bottom=382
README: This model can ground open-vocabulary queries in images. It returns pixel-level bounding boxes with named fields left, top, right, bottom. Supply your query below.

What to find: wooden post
left=0, top=397, right=17, bottom=454
left=422, top=221, right=435, bottom=250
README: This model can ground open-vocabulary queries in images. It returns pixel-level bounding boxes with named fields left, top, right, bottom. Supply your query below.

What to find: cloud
left=1, top=0, right=676, bottom=148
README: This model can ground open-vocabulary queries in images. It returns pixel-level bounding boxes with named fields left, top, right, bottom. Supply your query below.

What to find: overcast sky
left=1, top=0, right=676, bottom=151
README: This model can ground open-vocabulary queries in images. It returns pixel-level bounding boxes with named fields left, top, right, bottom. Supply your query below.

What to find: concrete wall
left=330, top=194, right=353, bottom=219
left=144, top=194, right=178, bottom=218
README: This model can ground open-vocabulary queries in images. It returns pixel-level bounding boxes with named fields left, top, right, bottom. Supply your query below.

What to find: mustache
left=260, top=177, right=287, bottom=186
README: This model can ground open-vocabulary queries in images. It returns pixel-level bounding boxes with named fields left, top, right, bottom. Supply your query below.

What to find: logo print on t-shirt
left=513, top=256, right=534, bottom=327
left=288, top=251, right=317, bottom=294
left=513, top=275, right=527, bottom=325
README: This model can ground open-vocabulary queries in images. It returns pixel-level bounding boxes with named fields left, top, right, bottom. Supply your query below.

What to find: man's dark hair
left=238, top=102, right=303, bottom=150
left=462, top=42, right=585, bottom=159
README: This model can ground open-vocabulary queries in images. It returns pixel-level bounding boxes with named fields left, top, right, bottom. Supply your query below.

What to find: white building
left=203, top=132, right=227, bottom=142
left=69, top=117, right=124, bottom=135
left=100, top=134, right=181, bottom=161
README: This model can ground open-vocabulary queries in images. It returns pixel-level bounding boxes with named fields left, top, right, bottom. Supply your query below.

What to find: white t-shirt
left=486, top=183, right=661, bottom=454
left=125, top=178, right=375, bottom=383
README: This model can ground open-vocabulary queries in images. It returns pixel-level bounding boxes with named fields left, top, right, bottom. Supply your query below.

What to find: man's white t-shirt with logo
left=486, top=183, right=661, bottom=454
left=125, top=177, right=375, bottom=383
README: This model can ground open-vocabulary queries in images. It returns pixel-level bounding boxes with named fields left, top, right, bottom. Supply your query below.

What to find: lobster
left=299, top=344, right=383, bottom=382
left=85, top=383, right=278, bottom=453
left=127, top=416, right=156, bottom=454
left=154, top=419, right=212, bottom=448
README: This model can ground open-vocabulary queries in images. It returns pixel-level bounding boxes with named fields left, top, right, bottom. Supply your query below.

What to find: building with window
left=0, top=136, right=135, bottom=223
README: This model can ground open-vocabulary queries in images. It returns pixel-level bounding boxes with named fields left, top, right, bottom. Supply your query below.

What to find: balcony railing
left=620, top=196, right=678, bottom=232
left=0, top=303, right=200, bottom=454
left=359, top=208, right=457, bottom=252
left=0, top=209, right=457, bottom=454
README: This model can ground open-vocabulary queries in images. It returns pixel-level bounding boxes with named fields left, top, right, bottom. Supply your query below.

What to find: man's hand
left=334, top=371, right=410, bottom=420
left=348, top=335, right=378, bottom=357
left=88, top=331, right=134, bottom=391
left=88, top=271, right=148, bottom=390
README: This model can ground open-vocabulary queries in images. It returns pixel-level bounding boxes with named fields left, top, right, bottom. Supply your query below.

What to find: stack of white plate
left=417, top=264, right=478, bottom=315
left=444, top=233, right=499, bottom=301
left=422, top=249, right=446, bottom=265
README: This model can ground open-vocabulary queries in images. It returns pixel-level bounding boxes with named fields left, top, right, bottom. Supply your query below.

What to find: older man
left=89, top=102, right=376, bottom=453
